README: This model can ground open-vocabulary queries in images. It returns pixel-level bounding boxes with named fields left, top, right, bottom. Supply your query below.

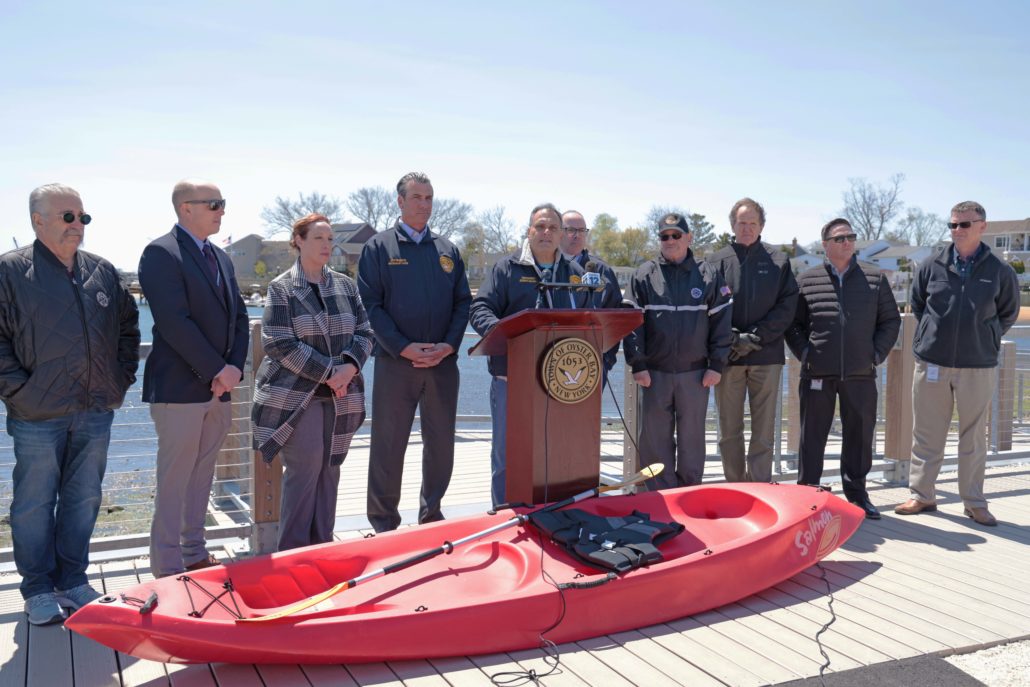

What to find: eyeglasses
left=947, top=220, right=982, bottom=230
left=660, top=233, right=684, bottom=242
left=827, top=233, right=858, bottom=244
left=563, top=228, right=589, bottom=236
left=60, top=212, right=92, bottom=225
left=185, top=199, right=227, bottom=211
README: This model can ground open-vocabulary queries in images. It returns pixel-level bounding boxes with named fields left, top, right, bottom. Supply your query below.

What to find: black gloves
left=729, top=328, right=762, bottom=362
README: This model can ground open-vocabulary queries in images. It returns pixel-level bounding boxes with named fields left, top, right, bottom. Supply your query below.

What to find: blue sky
left=2, top=1, right=1027, bottom=269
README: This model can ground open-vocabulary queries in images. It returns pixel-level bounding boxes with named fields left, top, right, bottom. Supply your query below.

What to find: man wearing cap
left=895, top=201, right=1019, bottom=526
left=358, top=172, right=471, bottom=532
left=785, top=218, right=899, bottom=519
left=624, top=213, right=733, bottom=490
left=470, top=203, right=589, bottom=506
left=706, top=198, right=798, bottom=482
left=139, top=179, right=249, bottom=577
left=560, top=210, right=623, bottom=379
left=1, top=183, right=139, bottom=624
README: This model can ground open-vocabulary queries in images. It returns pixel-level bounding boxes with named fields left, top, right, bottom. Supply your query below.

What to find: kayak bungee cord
left=236, top=463, right=665, bottom=623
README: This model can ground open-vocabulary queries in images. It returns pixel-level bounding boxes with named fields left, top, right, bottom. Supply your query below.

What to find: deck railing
left=2, top=315, right=1029, bottom=561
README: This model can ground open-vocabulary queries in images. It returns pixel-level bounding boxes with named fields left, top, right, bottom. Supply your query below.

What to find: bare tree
left=346, top=186, right=397, bottom=232
left=644, top=204, right=690, bottom=231
left=840, top=173, right=905, bottom=241
left=477, top=206, right=519, bottom=253
left=429, top=198, right=475, bottom=239
left=897, top=207, right=948, bottom=247
left=260, top=191, right=347, bottom=237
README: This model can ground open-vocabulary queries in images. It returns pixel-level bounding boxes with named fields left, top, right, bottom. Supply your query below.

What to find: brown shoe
left=185, top=554, right=219, bottom=571
left=964, top=507, right=997, bottom=527
left=894, top=498, right=938, bottom=515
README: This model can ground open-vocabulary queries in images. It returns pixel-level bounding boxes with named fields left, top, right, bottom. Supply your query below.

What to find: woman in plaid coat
left=252, top=213, right=374, bottom=551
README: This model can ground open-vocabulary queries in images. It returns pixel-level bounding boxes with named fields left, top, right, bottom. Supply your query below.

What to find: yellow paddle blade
left=236, top=580, right=351, bottom=623
left=641, top=463, right=664, bottom=479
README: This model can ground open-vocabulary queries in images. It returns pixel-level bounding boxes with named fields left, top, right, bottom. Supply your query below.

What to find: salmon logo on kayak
left=794, top=510, right=841, bottom=558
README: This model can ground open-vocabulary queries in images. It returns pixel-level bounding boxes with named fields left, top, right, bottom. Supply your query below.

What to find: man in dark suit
left=138, top=179, right=249, bottom=577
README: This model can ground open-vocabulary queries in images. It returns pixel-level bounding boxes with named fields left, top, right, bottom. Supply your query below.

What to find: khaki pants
left=909, top=362, right=995, bottom=508
left=714, top=364, right=782, bottom=482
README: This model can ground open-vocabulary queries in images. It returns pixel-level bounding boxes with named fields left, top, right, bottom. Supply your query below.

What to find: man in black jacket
left=786, top=219, right=900, bottom=519
left=895, top=201, right=1019, bottom=526
left=470, top=203, right=588, bottom=505
left=1, top=184, right=139, bottom=624
left=707, top=198, right=798, bottom=482
left=358, top=172, right=471, bottom=532
left=625, top=213, right=733, bottom=490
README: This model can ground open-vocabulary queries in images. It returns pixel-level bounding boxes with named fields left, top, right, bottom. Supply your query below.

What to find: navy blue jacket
left=911, top=243, right=1019, bottom=368
left=139, top=226, right=250, bottom=403
left=357, top=223, right=471, bottom=359
left=470, top=244, right=588, bottom=377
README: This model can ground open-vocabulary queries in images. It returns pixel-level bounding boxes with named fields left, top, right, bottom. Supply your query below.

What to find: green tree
left=688, top=213, right=716, bottom=254
left=1009, top=258, right=1025, bottom=275
left=712, top=232, right=733, bottom=251
left=253, top=260, right=267, bottom=277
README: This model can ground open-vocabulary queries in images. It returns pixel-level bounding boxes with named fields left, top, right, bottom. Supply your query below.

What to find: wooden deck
left=1, top=435, right=1029, bottom=686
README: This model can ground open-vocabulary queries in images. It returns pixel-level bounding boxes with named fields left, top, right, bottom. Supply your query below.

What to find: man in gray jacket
left=895, top=201, right=1019, bottom=526
left=0, top=184, right=140, bottom=625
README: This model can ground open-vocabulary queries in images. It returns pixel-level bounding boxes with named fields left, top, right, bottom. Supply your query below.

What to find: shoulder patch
left=720, top=285, right=732, bottom=297
left=439, top=255, right=454, bottom=273
left=690, top=287, right=703, bottom=299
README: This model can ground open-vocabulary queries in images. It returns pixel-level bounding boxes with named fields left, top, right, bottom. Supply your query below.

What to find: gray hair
left=529, top=203, right=562, bottom=227
left=396, top=172, right=432, bottom=198
left=729, top=197, right=766, bottom=228
left=951, top=201, right=986, bottom=221
left=29, top=183, right=80, bottom=219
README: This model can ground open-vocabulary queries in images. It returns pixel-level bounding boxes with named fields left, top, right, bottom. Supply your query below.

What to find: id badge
left=926, top=365, right=940, bottom=383
left=811, top=379, right=823, bottom=391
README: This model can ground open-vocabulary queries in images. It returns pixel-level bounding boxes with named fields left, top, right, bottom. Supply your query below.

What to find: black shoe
left=849, top=497, right=881, bottom=520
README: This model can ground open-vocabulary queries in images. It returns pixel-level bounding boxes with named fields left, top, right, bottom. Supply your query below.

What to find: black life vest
left=528, top=508, right=684, bottom=574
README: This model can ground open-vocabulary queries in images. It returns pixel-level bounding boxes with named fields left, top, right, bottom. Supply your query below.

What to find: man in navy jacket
left=138, top=179, right=249, bottom=577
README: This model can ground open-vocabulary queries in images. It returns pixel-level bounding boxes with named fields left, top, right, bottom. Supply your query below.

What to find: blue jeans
left=489, top=377, right=507, bottom=507
left=8, top=410, right=113, bottom=599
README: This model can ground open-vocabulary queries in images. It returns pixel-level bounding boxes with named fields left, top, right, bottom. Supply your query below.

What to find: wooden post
left=884, top=314, right=916, bottom=465
left=786, top=354, right=801, bottom=456
left=248, top=321, right=282, bottom=554
left=996, top=340, right=1016, bottom=452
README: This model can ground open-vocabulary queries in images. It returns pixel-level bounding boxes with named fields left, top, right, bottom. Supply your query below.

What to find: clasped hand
left=401, top=342, right=454, bottom=368
left=326, top=363, right=358, bottom=398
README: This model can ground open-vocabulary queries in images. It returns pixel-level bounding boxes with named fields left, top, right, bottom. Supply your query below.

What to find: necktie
left=202, top=243, right=219, bottom=286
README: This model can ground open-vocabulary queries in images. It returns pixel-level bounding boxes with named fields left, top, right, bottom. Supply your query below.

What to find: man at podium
left=470, top=203, right=589, bottom=506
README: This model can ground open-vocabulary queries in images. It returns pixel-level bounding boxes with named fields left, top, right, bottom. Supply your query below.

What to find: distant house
left=331, top=223, right=376, bottom=274
left=864, top=245, right=933, bottom=272
left=983, top=218, right=1030, bottom=259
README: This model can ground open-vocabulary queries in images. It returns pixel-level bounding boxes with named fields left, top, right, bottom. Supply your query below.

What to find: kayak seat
left=232, top=558, right=372, bottom=609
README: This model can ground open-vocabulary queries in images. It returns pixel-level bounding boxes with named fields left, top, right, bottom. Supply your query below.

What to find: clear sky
left=2, top=0, right=1028, bottom=269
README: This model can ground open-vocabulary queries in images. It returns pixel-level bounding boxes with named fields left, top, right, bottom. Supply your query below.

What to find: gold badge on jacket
left=569, top=274, right=581, bottom=284
left=439, top=255, right=454, bottom=273
left=540, top=338, right=601, bottom=404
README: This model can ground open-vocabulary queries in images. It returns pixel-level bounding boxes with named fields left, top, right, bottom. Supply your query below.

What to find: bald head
left=172, top=178, right=225, bottom=240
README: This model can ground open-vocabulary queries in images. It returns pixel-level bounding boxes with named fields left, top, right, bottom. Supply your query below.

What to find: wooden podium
left=469, top=309, right=642, bottom=504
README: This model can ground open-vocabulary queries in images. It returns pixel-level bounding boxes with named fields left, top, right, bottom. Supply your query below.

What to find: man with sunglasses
left=138, top=179, right=249, bottom=577
left=623, top=213, right=733, bottom=490
left=896, top=201, right=1019, bottom=526
left=786, top=218, right=900, bottom=519
left=707, top=198, right=798, bottom=483
left=1, top=184, right=140, bottom=625
left=559, top=210, right=623, bottom=379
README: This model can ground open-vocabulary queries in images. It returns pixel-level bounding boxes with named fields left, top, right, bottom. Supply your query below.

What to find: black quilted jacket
left=0, top=241, right=140, bottom=421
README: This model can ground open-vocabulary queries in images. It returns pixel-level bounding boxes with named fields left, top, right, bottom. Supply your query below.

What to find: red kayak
left=67, top=483, right=862, bottom=664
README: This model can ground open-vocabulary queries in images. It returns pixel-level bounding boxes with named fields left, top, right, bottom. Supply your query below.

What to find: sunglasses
left=947, top=220, right=981, bottom=230
left=60, top=212, right=92, bottom=225
left=185, top=199, right=227, bottom=211
left=827, top=233, right=858, bottom=244
left=660, top=233, right=684, bottom=241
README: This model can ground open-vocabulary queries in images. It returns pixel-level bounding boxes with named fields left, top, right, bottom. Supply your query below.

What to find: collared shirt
left=176, top=223, right=221, bottom=286
left=400, top=221, right=428, bottom=244
left=829, top=260, right=850, bottom=286
left=952, top=242, right=986, bottom=281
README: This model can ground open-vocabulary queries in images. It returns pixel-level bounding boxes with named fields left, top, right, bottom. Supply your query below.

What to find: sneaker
left=24, top=592, right=65, bottom=626
left=55, top=583, right=103, bottom=611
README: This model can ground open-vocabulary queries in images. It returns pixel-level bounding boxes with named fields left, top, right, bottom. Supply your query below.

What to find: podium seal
left=540, top=337, right=601, bottom=404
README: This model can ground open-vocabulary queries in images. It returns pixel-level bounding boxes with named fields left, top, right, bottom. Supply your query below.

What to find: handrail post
left=883, top=313, right=916, bottom=484
left=248, top=321, right=282, bottom=554
left=622, top=364, right=640, bottom=492
left=995, top=340, right=1016, bottom=452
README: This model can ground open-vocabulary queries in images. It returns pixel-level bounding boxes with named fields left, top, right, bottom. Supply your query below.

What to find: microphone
left=536, top=267, right=553, bottom=309
left=583, top=261, right=602, bottom=308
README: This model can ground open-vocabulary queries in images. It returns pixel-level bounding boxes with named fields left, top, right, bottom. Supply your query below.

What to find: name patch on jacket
left=519, top=276, right=537, bottom=284
left=389, top=258, right=409, bottom=266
